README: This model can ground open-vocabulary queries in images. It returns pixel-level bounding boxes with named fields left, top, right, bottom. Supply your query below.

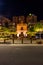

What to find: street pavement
left=0, top=44, right=43, bottom=65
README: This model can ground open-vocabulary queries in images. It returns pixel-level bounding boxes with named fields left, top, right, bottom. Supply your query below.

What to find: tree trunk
left=12, top=34, right=14, bottom=44
left=13, top=38, right=14, bottom=44
left=4, top=39, right=6, bottom=43
left=30, top=38, right=32, bottom=44
left=22, top=38, right=23, bottom=44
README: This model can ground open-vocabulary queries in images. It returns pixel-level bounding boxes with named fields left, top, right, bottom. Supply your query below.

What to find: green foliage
left=10, top=27, right=16, bottom=32
left=34, top=22, right=43, bottom=32
left=29, top=26, right=35, bottom=32
left=34, top=22, right=43, bottom=28
left=2, top=27, right=10, bottom=32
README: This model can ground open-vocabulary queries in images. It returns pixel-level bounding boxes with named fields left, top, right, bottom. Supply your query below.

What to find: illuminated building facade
left=0, top=14, right=43, bottom=38
left=16, top=21, right=27, bottom=37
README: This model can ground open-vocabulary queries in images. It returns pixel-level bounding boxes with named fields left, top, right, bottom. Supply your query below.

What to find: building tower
left=19, top=16, right=25, bottom=23
left=26, top=13, right=37, bottom=24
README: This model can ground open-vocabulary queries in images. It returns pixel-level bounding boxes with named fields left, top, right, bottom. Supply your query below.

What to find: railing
left=0, top=31, right=43, bottom=44
left=0, top=37, right=43, bottom=44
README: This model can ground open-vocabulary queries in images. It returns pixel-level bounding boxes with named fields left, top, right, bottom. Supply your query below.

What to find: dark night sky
left=0, top=0, right=43, bottom=20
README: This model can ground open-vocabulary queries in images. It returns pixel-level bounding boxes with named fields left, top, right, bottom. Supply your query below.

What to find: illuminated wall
left=16, top=21, right=27, bottom=37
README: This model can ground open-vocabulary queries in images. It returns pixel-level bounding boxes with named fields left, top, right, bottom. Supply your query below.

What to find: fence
left=0, top=38, right=43, bottom=44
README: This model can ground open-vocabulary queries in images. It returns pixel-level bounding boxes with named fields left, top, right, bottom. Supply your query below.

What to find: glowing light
left=17, top=34, right=19, bottom=37
left=26, top=34, right=27, bottom=36
left=35, top=28, right=43, bottom=32
left=29, top=13, right=32, bottom=16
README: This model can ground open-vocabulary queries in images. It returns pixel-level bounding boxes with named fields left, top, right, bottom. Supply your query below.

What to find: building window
left=21, top=27, right=23, bottom=30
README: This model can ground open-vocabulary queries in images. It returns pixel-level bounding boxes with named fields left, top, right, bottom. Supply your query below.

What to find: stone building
left=16, top=21, right=27, bottom=37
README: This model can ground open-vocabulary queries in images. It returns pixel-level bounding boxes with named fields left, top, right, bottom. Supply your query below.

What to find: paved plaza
left=0, top=44, right=43, bottom=65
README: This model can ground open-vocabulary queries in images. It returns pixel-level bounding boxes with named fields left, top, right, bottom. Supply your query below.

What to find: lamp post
left=20, top=32, right=24, bottom=44
left=12, top=34, right=15, bottom=44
